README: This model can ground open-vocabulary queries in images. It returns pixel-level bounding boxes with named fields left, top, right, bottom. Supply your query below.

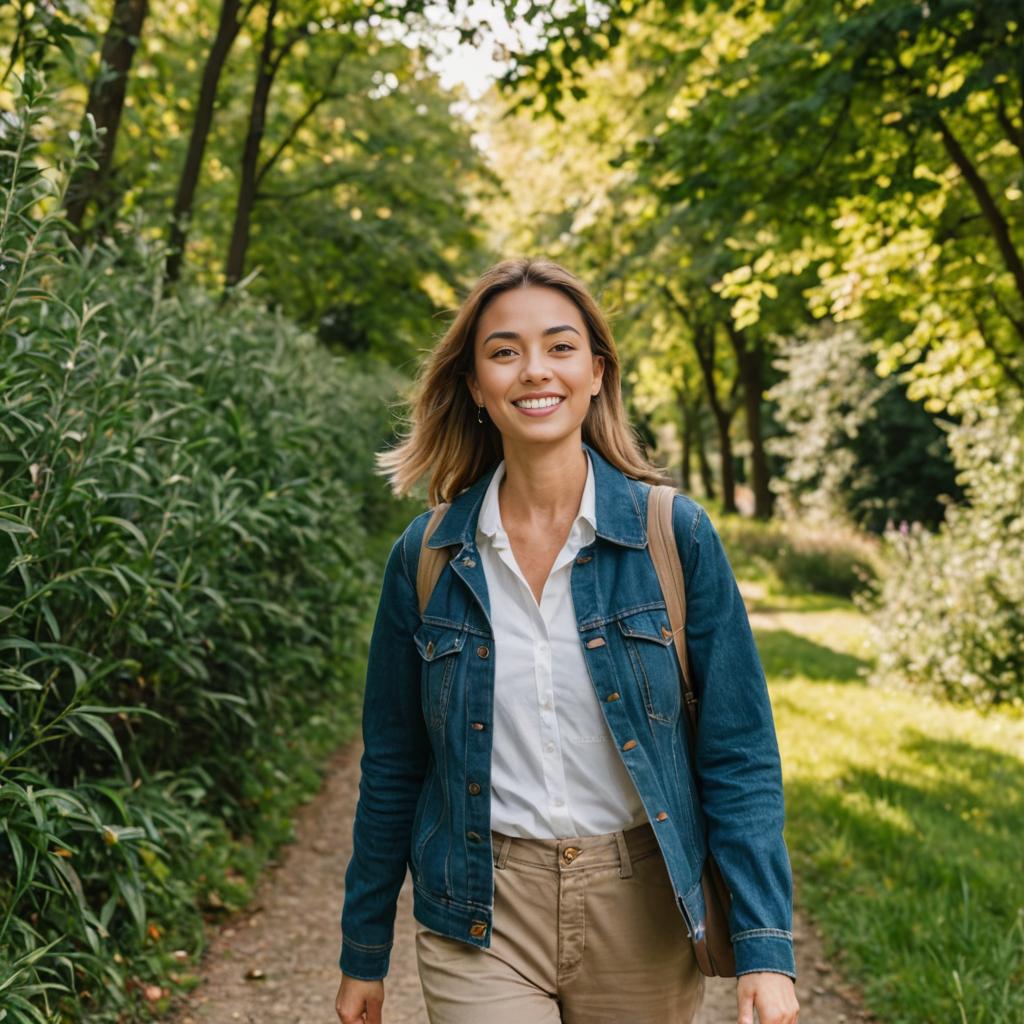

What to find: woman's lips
left=511, top=396, right=565, bottom=416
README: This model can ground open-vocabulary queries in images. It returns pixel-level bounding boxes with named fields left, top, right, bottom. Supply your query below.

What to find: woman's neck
left=497, top=437, right=587, bottom=533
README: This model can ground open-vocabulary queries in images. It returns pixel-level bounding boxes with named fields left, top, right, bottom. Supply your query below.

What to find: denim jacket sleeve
left=675, top=497, right=797, bottom=980
left=339, top=521, right=431, bottom=979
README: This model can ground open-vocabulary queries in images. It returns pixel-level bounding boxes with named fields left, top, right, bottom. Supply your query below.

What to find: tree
left=64, top=0, right=149, bottom=239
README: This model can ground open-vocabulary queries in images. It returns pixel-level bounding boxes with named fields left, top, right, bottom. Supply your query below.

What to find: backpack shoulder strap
left=646, top=484, right=700, bottom=739
left=416, top=502, right=453, bottom=616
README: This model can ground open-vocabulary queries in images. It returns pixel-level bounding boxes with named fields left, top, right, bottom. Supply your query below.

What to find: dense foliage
left=766, top=322, right=963, bottom=533
left=1, top=72, right=407, bottom=1022
left=860, top=399, right=1024, bottom=708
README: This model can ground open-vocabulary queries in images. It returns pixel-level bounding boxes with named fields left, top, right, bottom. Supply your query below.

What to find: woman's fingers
left=336, top=976, right=385, bottom=1024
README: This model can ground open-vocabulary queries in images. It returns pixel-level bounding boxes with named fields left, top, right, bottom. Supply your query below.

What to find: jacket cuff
left=732, top=929, right=797, bottom=980
left=339, top=935, right=392, bottom=980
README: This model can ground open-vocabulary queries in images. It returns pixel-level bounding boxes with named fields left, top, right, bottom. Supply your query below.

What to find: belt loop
left=615, top=830, right=633, bottom=878
left=494, top=833, right=512, bottom=870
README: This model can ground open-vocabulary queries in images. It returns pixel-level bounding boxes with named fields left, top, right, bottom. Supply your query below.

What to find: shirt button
left=546, top=742, right=555, bottom=753
left=468, top=782, right=481, bottom=795
left=622, top=739, right=638, bottom=751
left=605, top=692, right=621, bottom=702
left=476, top=644, right=489, bottom=658
left=554, top=798, right=564, bottom=807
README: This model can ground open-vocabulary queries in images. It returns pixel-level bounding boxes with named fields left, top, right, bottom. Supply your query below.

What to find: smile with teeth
left=512, top=396, right=564, bottom=409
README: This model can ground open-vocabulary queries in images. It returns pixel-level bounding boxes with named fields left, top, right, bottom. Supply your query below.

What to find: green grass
left=744, top=583, right=1024, bottom=1023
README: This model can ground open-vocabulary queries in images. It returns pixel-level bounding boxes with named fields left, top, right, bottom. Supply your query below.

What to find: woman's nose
left=521, top=351, right=552, bottom=382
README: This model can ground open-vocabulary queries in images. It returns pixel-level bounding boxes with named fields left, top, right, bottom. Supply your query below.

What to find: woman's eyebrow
left=482, top=324, right=582, bottom=344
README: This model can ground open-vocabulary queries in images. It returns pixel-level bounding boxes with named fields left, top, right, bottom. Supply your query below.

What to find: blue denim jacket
left=339, top=441, right=796, bottom=981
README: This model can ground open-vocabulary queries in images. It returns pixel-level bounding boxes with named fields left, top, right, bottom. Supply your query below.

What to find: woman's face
left=466, top=284, right=604, bottom=452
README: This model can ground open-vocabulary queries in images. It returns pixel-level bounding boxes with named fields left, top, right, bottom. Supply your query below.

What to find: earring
left=477, top=404, right=484, bottom=423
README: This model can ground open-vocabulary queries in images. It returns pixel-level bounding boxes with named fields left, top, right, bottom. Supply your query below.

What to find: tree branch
left=936, top=111, right=1024, bottom=306
left=973, top=307, right=1024, bottom=393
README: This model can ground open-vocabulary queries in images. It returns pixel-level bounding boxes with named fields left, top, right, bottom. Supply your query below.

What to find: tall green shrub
left=858, top=400, right=1024, bottom=708
left=1, top=70, right=404, bottom=1021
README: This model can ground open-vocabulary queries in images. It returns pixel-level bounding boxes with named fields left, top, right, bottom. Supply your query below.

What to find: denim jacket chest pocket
left=615, top=607, right=682, bottom=725
left=413, top=622, right=466, bottom=731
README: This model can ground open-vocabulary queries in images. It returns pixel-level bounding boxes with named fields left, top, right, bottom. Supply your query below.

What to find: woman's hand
left=335, top=974, right=384, bottom=1024
left=737, top=971, right=799, bottom=1024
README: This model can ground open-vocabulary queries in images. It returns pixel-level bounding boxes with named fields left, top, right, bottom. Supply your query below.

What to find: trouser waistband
left=490, top=820, right=659, bottom=878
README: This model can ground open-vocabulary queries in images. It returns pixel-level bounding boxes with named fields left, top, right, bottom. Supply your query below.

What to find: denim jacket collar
left=426, top=440, right=648, bottom=551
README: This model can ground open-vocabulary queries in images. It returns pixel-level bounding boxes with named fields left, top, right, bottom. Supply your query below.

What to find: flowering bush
left=857, top=401, right=1024, bottom=708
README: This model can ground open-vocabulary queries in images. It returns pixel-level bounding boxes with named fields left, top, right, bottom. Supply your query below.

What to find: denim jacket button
left=466, top=830, right=482, bottom=842
left=655, top=811, right=669, bottom=821
left=476, top=644, right=489, bottom=658
left=468, top=782, right=481, bottom=795
left=622, top=739, right=638, bottom=751
left=605, top=691, right=621, bottom=702
left=470, top=721, right=486, bottom=730
left=575, top=554, right=592, bottom=564
left=425, top=640, right=435, bottom=657
left=469, top=921, right=488, bottom=937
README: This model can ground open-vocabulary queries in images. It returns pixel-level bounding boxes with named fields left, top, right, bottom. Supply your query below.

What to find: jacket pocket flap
left=616, top=607, right=674, bottom=645
left=414, top=623, right=467, bottom=661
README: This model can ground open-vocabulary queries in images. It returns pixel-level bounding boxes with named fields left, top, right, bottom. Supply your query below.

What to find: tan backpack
left=413, top=483, right=736, bottom=977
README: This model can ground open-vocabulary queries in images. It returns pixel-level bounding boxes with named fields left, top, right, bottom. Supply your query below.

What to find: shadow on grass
left=754, top=628, right=870, bottom=683
left=785, top=733, right=1024, bottom=1024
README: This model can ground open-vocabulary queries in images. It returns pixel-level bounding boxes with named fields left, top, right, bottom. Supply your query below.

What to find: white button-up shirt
left=475, top=450, right=649, bottom=839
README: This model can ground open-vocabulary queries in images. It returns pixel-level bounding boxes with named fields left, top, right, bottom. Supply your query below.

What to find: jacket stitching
left=731, top=928, right=794, bottom=941
left=578, top=599, right=668, bottom=631
left=342, top=936, right=392, bottom=952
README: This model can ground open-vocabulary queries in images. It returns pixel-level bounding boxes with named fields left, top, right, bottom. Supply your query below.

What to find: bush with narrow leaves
left=1, top=70, right=408, bottom=1022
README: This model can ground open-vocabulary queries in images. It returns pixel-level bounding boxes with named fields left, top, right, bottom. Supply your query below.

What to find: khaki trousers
left=415, top=821, right=705, bottom=1023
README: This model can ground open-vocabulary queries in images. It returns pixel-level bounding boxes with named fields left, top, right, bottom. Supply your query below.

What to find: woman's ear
left=592, top=354, right=605, bottom=396
left=465, top=370, right=481, bottom=408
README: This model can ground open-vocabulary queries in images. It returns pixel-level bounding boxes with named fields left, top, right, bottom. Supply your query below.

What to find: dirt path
left=168, top=738, right=874, bottom=1024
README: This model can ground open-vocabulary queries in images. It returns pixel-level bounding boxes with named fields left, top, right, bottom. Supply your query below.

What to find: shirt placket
left=494, top=527, right=579, bottom=837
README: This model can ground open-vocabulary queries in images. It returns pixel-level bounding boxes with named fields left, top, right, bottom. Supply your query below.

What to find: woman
left=335, top=257, right=800, bottom=1024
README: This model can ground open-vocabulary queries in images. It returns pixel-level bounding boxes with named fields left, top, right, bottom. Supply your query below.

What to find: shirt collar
left=476, top=449, right=597, bottom=547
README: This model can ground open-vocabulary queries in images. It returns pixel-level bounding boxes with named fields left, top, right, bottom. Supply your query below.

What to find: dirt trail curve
left=167, top=737, right=873, bottom=1024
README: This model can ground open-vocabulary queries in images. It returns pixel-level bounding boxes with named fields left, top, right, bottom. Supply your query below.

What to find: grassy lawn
left=740, top=579, right=1024, bottom=1023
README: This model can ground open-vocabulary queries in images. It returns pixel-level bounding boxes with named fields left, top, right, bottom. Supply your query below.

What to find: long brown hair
left=376, top=256, right=671, bottom=505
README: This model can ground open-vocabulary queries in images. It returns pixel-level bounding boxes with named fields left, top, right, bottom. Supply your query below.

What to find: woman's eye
left=490, top=342, right=573, bottom=358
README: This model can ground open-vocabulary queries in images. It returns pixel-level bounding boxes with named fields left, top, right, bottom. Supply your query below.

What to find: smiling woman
left=335, top=257, right=800, bottom=1024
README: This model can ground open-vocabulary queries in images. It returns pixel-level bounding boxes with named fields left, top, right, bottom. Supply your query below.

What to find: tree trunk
left=223, top=0, right=279, bottom=289
left=678, top=388, right=694, bottom=494
left=660, top=283, right=739, bottom=510
left=691, top=321, right=737, bottom=513
left=65, top=0, right=149, bottom=239
left=695, top=410, right=716, bottom=501
left=165, top=0, right=246, bottom=283
left=726, top=321, right=774, bottom=519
